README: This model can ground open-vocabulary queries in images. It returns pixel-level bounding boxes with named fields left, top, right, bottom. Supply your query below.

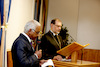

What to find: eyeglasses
left=54, top=24, right=62, bottom=28
left=32, top=29, right=40, bottom=34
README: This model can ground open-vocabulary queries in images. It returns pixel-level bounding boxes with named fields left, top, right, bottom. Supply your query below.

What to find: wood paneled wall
left=77, top=49, right=100, bottom=63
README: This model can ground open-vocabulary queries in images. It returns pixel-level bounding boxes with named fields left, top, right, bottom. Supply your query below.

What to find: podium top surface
left=57, top=42, right=89, bottom=56
left=53, top=59, right=100, bottom=66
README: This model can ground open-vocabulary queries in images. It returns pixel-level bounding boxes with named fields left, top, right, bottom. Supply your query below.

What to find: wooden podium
left=54, top=42, right=100, bottom=67
left=57, top=42, right=89, bottom=63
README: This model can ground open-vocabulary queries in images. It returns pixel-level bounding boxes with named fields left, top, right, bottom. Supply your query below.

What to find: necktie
left=31, top=41, right=39, bottom=51
left=54, top=35, right=61, bottom=49
left=30, top=41, right=36, bottom=50
left=54, top=35, right=59, bottom=43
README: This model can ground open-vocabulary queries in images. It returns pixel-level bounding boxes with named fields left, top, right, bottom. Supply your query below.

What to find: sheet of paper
left=41, top=59, right=54, bottom=67
left=61, top=58, right=71, bottom=62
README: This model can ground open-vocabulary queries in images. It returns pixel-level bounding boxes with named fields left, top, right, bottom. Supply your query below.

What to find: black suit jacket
left=11, top=34, right=40, bottom=67
left=40, top=31, right=65, bottom=59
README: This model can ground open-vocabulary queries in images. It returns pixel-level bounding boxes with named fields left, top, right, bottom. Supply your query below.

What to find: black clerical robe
left=40, top=31, right=66, bottom=59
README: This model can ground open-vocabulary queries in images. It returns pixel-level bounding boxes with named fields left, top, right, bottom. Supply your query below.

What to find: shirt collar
left=50, top=30, right=58, bottom=36
left=22, top=32, right=31, bottom=43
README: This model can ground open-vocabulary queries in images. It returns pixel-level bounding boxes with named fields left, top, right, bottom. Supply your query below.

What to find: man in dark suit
left=40, top=18, right=66, bottom=61
left=11, top=20, right=46, bottom=67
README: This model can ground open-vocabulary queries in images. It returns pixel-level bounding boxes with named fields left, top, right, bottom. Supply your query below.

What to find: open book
left=57, top=42, right=89, bottom=56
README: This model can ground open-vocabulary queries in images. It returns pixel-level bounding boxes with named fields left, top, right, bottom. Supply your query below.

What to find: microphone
left=36, top=31, right=43, bottom=50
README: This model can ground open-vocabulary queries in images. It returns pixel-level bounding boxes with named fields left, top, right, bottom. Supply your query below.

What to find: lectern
left=53, top=42, right=100, bottom=67
left=57, top=42, right=89, bottom=62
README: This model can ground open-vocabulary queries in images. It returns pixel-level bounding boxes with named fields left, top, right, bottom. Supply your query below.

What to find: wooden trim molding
left=7, top=51, right=13, bottom=67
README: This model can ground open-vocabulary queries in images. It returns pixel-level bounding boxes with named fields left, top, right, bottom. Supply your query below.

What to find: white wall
left=47, top=0, right=79, bottom=42
left=6, top=0, right=100, bottom=50
left=6, top=0, right=35, bottom=51
left=77, top=0, right=100, bottom=49
left=47, top=0, right=100, bottom=49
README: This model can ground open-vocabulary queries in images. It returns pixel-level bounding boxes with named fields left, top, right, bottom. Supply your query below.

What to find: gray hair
left=24, top=20, right=41, bottom=33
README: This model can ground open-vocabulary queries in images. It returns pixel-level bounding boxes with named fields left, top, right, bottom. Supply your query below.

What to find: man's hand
left=35, top=49, right=42, bottom=59
left=39, top=60, right=47, bottom=66
left=66, top=56, right=69, bottom=59
left=53, top=55, right=63, bottom=61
